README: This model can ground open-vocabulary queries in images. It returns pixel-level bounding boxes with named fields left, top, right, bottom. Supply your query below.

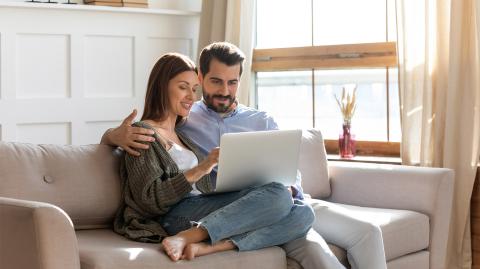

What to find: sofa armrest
left=0, top=197, right=80, bottom=269
left=325, top=161, right=454, bottom=269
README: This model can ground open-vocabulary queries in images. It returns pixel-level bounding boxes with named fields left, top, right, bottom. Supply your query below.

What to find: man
left=102, top=42, right=377, bottom=269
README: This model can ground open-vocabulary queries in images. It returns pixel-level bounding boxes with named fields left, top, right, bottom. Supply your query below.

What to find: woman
left=113, top=52, right=314, bottom=261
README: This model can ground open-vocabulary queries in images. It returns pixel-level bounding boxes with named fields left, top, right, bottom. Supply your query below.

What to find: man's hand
left=100, top=109, right=155, bottom=156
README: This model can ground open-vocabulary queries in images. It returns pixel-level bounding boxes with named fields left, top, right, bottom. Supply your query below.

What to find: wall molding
left=0, top=4, right=199, bottom=145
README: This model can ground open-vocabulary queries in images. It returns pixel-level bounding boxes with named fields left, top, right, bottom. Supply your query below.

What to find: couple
left=104, top=42, right=388, bottom=269
left=109, top=45, right=314, bottom=261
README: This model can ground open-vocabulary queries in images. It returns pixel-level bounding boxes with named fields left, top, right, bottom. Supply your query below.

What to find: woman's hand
left=198, top=147, right=220, bottom=174
left=184, top=148, right=220, bottom=183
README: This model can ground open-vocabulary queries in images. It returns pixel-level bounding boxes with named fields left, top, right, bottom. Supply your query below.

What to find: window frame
left=252, top=42, right=397, bottom=71
left=252, top=42, right=400, bottom=157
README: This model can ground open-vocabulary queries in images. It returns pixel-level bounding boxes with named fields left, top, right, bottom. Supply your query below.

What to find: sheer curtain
left=197, top=0, right=256, bottom=106
left=397, top=0, right=480, bottom=268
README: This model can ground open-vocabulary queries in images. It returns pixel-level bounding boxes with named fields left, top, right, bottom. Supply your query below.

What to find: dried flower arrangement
left=334, top=86, right=357, bottom=125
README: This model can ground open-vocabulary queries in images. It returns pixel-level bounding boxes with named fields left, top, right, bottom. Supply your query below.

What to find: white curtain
left=198, top=0, right=256, bottom=106
left=397, top=0, right=480, bottom=268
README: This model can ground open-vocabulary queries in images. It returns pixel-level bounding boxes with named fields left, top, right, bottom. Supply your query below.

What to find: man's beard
left=203, top=93, right=236, bottom=113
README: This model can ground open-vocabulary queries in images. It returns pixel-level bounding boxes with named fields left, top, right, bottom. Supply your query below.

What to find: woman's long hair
left=141, top=53, right=197, bottom=125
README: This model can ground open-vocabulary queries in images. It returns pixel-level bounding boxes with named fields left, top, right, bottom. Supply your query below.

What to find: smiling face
left=168, top=70, right=199, bottom=118
left=199, top=58, right=241, bottom=113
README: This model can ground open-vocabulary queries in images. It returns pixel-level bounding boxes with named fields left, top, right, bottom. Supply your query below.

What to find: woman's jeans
left=160, top=182, right=315, bottom=251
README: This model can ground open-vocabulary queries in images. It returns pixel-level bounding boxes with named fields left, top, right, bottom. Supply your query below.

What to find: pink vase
left=339, top=122, right=356, bottom=158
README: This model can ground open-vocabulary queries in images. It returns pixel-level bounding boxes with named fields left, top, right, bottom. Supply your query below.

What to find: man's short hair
left=199, top=42, right=245, bottom=78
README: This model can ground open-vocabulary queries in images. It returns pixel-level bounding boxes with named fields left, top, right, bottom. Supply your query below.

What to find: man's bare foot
left=162, top=235, right=187, bottom=261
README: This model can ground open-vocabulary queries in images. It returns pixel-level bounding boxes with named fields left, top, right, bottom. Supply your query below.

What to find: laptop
left=214, top=129, right=302, bottom=193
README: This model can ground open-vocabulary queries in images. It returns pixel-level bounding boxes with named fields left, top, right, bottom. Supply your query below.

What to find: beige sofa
left=0, top=129, right=454, bottom=269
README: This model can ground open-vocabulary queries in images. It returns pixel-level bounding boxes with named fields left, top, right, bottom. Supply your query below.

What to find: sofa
left=0, top=129, right=454, bottom=269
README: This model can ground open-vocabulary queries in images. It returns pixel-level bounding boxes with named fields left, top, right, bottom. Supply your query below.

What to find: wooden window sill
left=324, top=139, right=400, bottom=158
left=327, top=154, right=401, bottom=165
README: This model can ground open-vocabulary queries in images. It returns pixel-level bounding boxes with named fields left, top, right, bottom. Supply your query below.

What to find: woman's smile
left=181, top=101, right=193, bottom=110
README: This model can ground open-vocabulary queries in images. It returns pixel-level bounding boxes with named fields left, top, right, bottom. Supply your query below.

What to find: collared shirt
left=178, top=101, right=304, bottom=199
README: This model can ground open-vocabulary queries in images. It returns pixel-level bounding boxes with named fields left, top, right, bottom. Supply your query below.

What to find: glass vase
left=338, top=121, right=356, bottom=158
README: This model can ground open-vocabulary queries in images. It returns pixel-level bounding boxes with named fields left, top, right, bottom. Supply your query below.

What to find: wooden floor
left=471, top=169, right=480, bottom=268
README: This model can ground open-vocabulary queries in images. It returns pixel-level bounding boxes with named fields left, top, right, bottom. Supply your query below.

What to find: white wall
left=0, top=3, right=201, bottom=144
left=148, top=0, right=201, bottom=12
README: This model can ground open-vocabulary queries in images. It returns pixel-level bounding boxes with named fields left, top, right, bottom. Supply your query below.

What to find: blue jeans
left=159, top=182, right=315, bottom=251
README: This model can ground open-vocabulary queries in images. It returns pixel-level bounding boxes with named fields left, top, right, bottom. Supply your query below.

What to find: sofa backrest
left=298, top=129, right=331, bottom=198
left=0, top=129, right=330, bottom=229
left=0, top=143, right=122, bottom=229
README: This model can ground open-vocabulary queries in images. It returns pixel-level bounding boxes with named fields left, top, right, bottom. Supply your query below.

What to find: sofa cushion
left=0, top=142, right=122, bottom=229
left=299, top=129, right=330, bottom=198
left=309, top=199, right=430, bottom=261
left=340, top=204, right=429, bottom=261
left=386, top=250, right=429, bottom=269
left=77, top=229, right=286, bottom=269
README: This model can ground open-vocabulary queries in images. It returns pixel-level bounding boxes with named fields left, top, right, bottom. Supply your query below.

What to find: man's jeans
left=160, top=182, right=315, bottom=251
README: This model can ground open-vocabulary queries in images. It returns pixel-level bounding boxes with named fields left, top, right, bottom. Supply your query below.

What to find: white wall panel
left=82, top=120, right=122, bottom=145
left=16, top=122, right=71, bottom=144
left=146, top=37, right=191, bottom=69
left=0, top=4, right=200, bottom=145
left=16, top=34, right=70, bottom=98
left=84, top=35, right=134, bottom=98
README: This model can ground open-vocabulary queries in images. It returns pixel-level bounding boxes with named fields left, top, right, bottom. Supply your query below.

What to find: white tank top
left=167, top=142, right=201, bottom=195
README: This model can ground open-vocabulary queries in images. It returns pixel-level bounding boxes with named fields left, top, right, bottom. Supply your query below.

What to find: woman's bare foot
left=182, top=240, right=237, bottom=260
left=162, top=235, right=188, bottom=261
left=162, top=227, right=210, bottom=261
left=183, top=242, right=210, bottom=260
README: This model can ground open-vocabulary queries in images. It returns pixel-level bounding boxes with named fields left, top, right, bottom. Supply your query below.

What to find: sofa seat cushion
left=310, top=199, right=429, bottom=261
left=77, top=229, right=287, bottom=269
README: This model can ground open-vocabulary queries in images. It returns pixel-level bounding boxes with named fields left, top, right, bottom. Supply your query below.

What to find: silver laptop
left=214, top=129, right=302, bottom=193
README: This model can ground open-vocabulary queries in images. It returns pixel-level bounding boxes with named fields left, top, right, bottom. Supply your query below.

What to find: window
left=254, top=0, right=400, bottom=157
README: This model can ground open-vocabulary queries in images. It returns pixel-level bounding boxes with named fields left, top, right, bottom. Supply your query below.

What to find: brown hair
left=141, top=53, right=197, bottom=124
left=199, top=42, right=245, bottom=78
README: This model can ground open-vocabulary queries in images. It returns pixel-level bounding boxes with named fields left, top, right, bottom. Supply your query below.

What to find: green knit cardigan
left=113, top=121, right=214, bottom=243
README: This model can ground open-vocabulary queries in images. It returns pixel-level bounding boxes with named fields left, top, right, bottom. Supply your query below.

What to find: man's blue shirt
left=178, top=101, right=304, bottom=199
